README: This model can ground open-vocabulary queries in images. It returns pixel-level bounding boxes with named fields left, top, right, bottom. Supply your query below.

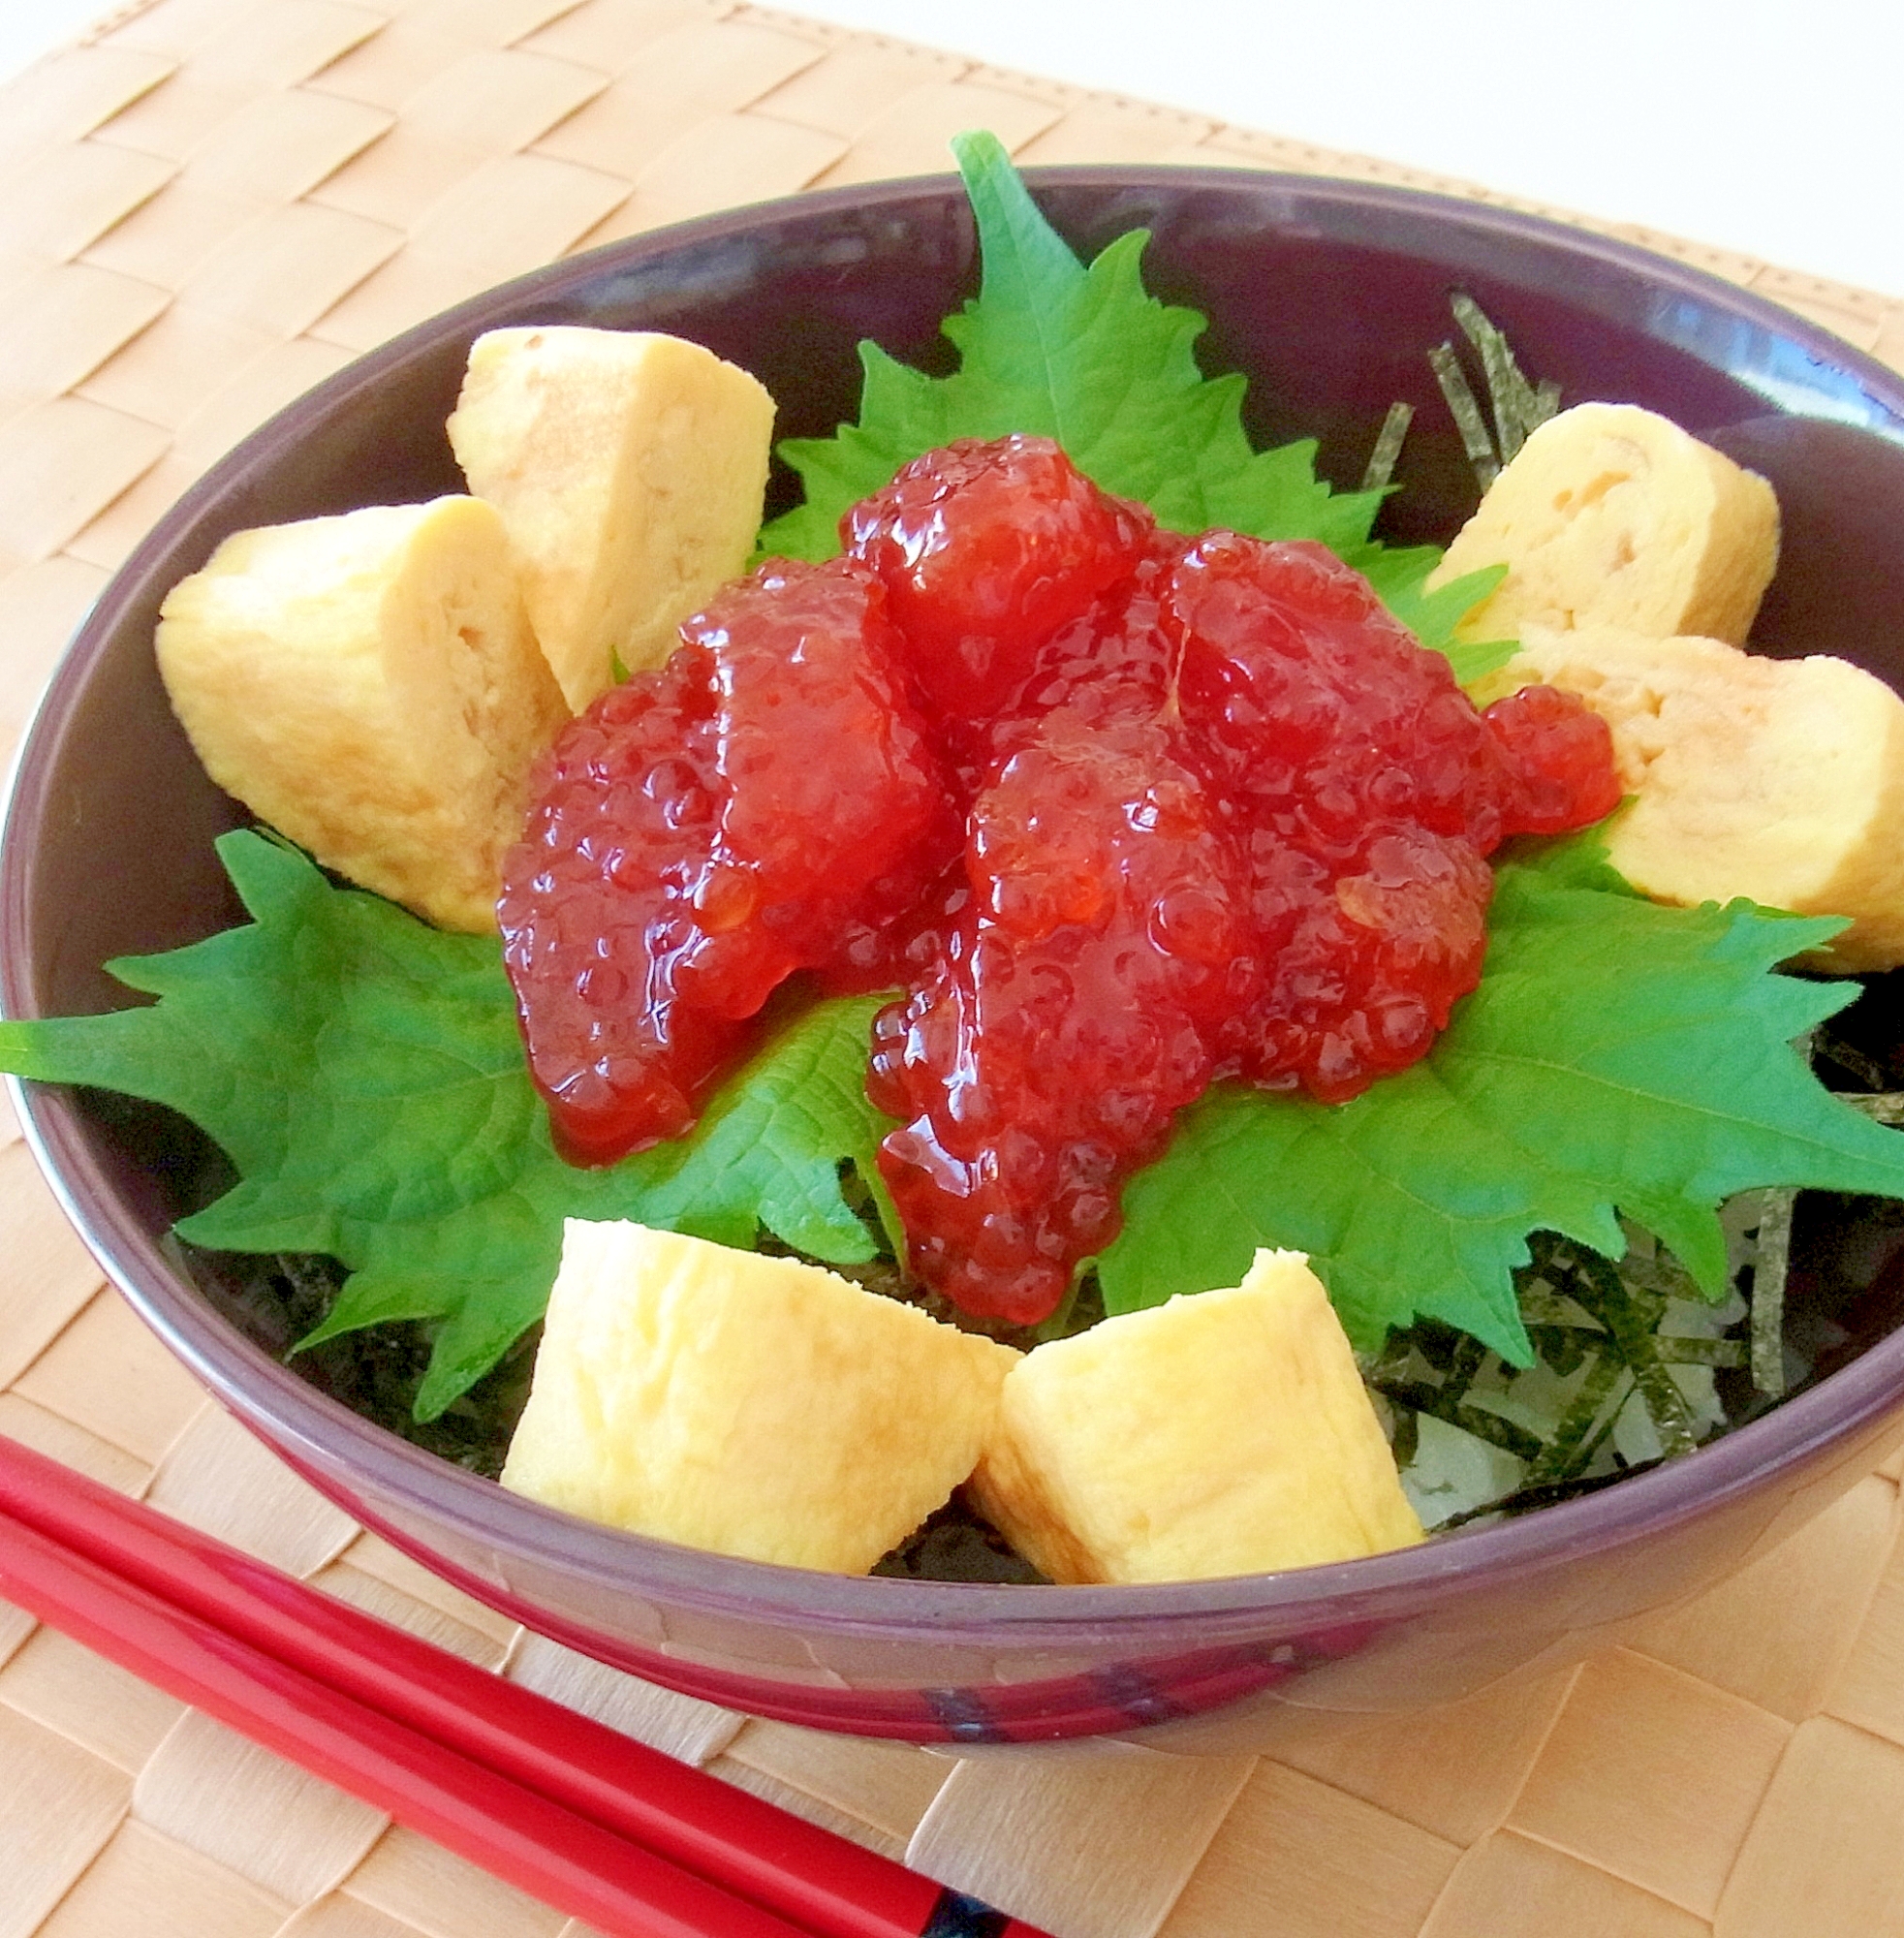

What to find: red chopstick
left=0, top=1430, right=1046, bottom=1938
left=0, top=1500, right=808, bottom=1938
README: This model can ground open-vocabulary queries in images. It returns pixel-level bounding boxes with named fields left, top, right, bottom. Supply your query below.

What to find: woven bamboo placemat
left=6, top=5, right=1904, bottom=1935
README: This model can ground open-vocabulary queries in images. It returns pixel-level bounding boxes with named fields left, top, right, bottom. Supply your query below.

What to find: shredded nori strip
left=1451, top=293, right=1560, bottom=463
left=1521, top=1352, right=1631, bottom=1489
left=1428, top=341, right=1499, bottom=490
left=1747, top=1187, right=1796, bottom=1397
left=1372, top=1209, right=1774, bottom=1528
left=1848, top=1092, right=1904, bottom=1128
left=1359, top=400, right=1414, bottom=492
left=1568, top=1247, right=1700, bottom=1456
left=1816, top=1031, right=1895, bottom=1091
left=172, top=1235, right=539, bottom=1477
left=1376, top=1379, right=1546, bottom=1461
left=872, top=1498, right=1046, bottom=1583
left=1439, top=1455, right=1665, bottom=1528
left=1652, top=1336, right=1749, bottom=1367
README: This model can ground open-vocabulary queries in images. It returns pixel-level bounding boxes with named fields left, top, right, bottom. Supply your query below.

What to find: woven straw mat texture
left=6, top=3, right=1904, bottom=1935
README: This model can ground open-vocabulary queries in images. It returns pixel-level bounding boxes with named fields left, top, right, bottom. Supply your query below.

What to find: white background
left=7, top=0, right=1901, bottom=299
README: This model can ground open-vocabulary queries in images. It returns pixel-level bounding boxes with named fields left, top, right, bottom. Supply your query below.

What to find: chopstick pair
left=0, top=1429, right=1045, bottom=1938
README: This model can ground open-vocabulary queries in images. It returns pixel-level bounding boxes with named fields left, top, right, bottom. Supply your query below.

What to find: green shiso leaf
left=0, top=832, right=896, bottom=1417
left=763, top=131, right=1498, bottom=654
left=760, top=129, right=1466, bottom=621
left=1359, top=553, right=1514, bottom=682
left=1098, top=834, right=1904, bottom=1363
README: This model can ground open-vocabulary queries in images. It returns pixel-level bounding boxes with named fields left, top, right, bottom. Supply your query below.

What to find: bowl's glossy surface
left=12, top=168, right=1904, bottom=1750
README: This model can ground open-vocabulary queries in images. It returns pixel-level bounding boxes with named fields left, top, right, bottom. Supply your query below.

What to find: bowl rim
left=8, top=159, right=1904, bottom=1643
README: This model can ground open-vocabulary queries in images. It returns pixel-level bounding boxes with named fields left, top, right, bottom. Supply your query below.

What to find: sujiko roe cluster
left=499, top=436, right=1621, bottom=1325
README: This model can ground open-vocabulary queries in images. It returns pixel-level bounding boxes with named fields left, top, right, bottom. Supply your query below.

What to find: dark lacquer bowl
left=11, top=167, right=1904, bottom=1752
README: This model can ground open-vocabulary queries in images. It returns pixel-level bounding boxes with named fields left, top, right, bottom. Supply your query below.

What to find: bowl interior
left=12, top=166, right=1904, bottom=1741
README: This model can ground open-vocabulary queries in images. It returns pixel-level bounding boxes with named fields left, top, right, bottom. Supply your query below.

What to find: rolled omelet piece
left=447, top=326, right=774, bottom=710
left=1478, top=622, right=1904, bottom=971
left=156, top=495, right=568, bottom=934
left=969, top=1251, right=1423, bottom=1585
left=1425, top=402, right=1779, bottom=646
left=502, top=1221, right=1018, bottom=1574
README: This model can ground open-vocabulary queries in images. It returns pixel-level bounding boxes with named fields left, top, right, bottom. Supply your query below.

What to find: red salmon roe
left=504, top=437, right=1622, bottom=1322
left=844, top=433, right=1152, bottom=733
left=1483, top=681, right=1624, bottom=833
left=1168, top=532, right=1524, bottom=1099
left=498, top=644, right=737, bottom=1164
left=678, top=559, right=943, bottom=1014
left=499, top=556, right=942, bottom=1164
left=869, top=599, right=1259, bottom=1325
